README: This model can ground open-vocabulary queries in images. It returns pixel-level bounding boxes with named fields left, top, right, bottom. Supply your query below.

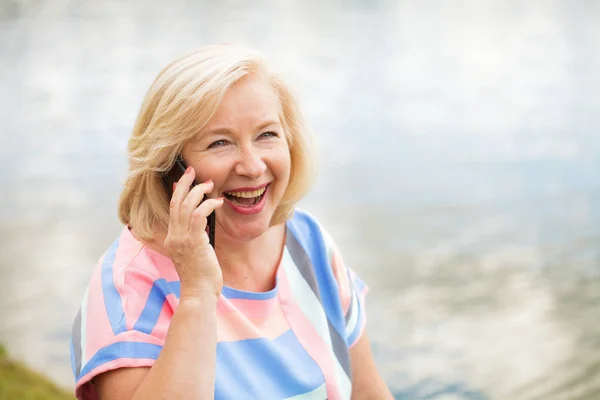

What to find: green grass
left=0, top=344, right=74, bottom=400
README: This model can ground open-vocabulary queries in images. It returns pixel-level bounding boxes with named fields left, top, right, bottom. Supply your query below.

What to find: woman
left=70, top=44, right=393, bottom=400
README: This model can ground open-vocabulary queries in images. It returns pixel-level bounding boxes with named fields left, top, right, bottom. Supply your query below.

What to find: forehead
left=204, top=74, right=282, bottom=130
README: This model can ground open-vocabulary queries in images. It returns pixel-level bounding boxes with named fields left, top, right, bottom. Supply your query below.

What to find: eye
left=207, top=139, right=228, bottom=149
left=258, top=131, right=279, bottom=139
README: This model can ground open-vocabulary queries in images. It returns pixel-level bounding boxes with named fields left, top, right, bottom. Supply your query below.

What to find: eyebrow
left=204, top=120, right=281, bottom=136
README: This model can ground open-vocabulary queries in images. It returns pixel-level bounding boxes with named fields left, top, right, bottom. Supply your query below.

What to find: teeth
left=225, top=187, right=266, bottom=198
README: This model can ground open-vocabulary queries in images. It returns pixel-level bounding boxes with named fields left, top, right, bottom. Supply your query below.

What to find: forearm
left=350, top=333, right=394, bottom=399
left=132, top=292, right=218, bottom=400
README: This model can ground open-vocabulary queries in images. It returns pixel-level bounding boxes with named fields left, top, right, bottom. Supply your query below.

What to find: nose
left=235, top=145, right=267, bottom=179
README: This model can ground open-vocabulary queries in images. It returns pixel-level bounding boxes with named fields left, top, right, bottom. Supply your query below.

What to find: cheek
left=194, top=158, right=231, bottom=185
left=273, top=153, right=291, bottom=195
left=272, top=147, right=291, bottom=177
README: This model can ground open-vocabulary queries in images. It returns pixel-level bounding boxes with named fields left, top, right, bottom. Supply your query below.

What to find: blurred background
left=1, top=0, right=599, bottom=399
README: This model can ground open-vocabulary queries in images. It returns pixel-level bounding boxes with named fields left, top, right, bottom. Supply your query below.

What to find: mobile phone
left=161, top=156, right=216, bottom=248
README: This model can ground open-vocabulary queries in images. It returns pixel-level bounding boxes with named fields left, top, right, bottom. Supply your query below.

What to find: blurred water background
left=1, top=0, right=600, bottom=399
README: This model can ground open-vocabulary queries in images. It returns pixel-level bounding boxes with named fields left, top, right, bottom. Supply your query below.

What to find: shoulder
left=83, top=227, right=177, bottom=334
left=287, top=207, right=337, bottom=257
left=285, top=207, right=343, bottom=288
left=72, top=228, right=170, bottom=395
left=287, top=207, right=321, bottom=232
left=98, top=227, right=146, bottom=277
left=94, top=226, right=177, bottom=287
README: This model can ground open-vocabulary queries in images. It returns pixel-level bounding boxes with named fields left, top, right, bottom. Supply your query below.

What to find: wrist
left=180, top=281, right=222, bottom=301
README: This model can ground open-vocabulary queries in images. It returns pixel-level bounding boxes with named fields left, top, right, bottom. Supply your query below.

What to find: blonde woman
left=70, top=44, right=393, bottom=400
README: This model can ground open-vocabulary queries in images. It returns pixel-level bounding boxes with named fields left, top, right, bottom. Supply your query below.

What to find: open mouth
left=223, top=185, right=268, bottom=207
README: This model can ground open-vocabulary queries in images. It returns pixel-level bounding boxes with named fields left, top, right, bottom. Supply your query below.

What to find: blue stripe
left=133, top=279, right=180, bottom=334
left=77, top=341, right=162, bottom=380
left=221, top=284, right=278, bottom=300
left=101, top=240, right=126, bottom=335
left=286, top=210, right=346, bottom=339
left=215, top=329, right=324, bottom=400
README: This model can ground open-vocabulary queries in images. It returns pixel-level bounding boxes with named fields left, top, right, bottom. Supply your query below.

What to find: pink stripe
left=331, top=250, right=351, bottom=315
left=121, top=258, right=161, bottom=331
left=115, top=329, right=165, bottom=345
left=84, top=233, right=164, bottom=362
left=223, top=297, right=279, bottom=318
left=114, top=229, right=179, bottom=332
left=277, top=266, right=343, bottom=400
left=112, top=232, right=143, bottom=330
left=216, top=297, right=289, bottom=342
left=85, top=256, right=115, bottom=362
left=131, top=230, right=180, bottom=282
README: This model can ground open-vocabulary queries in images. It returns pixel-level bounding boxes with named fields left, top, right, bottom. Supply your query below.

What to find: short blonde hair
left=118, top=44, right=318, bottom=242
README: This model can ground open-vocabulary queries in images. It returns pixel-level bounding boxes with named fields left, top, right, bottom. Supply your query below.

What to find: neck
left=214, top=223, right=286, bottom=289
left=134, top=222, right=287, bottom=292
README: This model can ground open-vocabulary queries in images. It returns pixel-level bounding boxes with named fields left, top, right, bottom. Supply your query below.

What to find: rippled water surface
left=1, top=1, right=600, bottom=399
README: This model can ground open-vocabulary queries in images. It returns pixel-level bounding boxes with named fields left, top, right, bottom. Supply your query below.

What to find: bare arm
left=350, top=333, right=394, bottom=400
left=94, top=293, right=218, bottom=400
left=92, top=169, right=224, bottom=400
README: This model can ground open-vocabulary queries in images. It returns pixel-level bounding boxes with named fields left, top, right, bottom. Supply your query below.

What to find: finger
left=190, top=197, right=224, bottom=237
left=179, top=179, right=214, bottom=228
left=169, top=165, right=195, bottom=234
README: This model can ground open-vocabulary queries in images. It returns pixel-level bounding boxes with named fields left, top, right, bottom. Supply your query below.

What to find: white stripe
left=80, top=287, right=89, bottom=366
left=345, top=289, right=359, bottom=338
left=321, top=226, right=334, bottom=260
left=284, top=383, right=328, bottom=400
left=281, top=249, right=352, bottom=398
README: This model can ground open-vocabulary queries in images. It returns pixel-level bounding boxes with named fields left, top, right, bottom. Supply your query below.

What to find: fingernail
left=185, top=166, right=192, bottom=174
left=204, top=179, right=213, bottom=185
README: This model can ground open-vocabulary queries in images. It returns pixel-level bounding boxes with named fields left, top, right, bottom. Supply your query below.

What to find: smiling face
left=181, top=73, right=291, bottom=242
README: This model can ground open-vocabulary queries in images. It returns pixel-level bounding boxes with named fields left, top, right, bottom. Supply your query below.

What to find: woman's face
left=182, top=73, right=291, bottom=242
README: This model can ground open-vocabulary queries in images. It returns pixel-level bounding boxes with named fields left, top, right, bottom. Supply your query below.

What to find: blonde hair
left=118, top=44, right=318, bottom=241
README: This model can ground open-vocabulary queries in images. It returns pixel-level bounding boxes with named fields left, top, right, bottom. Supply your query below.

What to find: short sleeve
left=70, top=240, right=175, bottom=400
left=326, top=235, right=369, bottom=348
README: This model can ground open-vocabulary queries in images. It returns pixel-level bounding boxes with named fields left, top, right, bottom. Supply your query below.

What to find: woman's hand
left=163, top=166, right=224, bottom=299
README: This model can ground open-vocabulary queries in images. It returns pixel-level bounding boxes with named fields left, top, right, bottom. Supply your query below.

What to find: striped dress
left=70, top=208, right=368, bottom=400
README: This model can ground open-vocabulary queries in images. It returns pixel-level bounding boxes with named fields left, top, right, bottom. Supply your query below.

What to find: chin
left=221, top=217, right=272, bottom=243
